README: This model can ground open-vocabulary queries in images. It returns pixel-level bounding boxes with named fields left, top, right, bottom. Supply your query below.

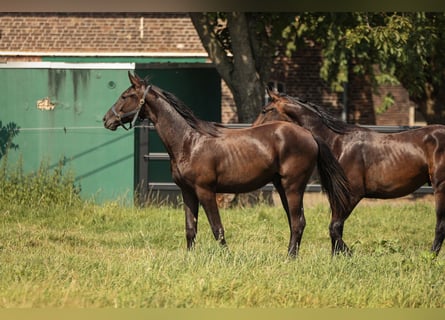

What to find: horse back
left=344, top=124, right=445, bottom=197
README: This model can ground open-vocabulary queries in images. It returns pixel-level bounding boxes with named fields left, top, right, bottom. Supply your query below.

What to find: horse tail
left=314, top=135, right=350, bottom=215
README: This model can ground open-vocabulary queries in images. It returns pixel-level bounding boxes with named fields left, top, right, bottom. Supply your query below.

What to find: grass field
left=0, top=193, right=444, bottom=308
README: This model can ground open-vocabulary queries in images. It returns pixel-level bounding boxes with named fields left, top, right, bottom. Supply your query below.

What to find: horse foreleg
left=432, top=190, right=445, bottom=256
left=181, top=188, right=199, bottom=250
left=196, top=188, right=227, bottom=248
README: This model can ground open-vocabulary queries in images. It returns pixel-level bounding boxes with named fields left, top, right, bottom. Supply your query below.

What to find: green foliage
left=194, top=12, right=445, bottom=122
left=375, top=93, right=395, bottom=115
left=0, top=154, right=82, bottom=209
left=286, top=12, right=445, bottom=106
left=211, top=12, right=298, bottom=66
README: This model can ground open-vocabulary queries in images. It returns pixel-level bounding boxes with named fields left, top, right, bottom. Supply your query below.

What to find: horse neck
left=146, top=100, right=196, bottom=158
left=300, top=113, right=338, bottom=145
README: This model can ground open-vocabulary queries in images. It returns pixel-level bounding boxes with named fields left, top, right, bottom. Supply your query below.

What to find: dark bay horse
left=103, top=72, right=350, bottom=257
left=253, top=89, right=445, bottom=256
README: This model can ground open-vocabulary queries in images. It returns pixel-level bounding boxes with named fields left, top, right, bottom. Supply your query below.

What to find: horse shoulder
left=276, top=122, right=318, bottom=153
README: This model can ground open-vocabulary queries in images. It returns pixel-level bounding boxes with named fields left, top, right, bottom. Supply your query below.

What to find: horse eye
left=122, top=92, right=136, bottom=99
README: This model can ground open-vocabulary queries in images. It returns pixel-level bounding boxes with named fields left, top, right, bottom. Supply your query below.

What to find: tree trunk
left=226, top=13, right=265, bottom=122
left=190, top=12, right=265, bottom=123
left=411, top=83, right=445, bottom=125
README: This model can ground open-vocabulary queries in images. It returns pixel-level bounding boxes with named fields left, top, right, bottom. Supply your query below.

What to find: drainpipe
left=341, top=59, right=349, bottom=123
left=342, top=81, right=348, bottom=123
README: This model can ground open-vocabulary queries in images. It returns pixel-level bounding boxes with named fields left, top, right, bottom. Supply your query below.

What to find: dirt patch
left=297, top=192, right=434, bottom=209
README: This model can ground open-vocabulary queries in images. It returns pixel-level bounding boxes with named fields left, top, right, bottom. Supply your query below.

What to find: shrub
left=0, top=153, right=82, bottom=209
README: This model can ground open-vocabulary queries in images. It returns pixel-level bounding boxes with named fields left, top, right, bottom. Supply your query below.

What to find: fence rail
left=137, top=122, right=433, bottom=202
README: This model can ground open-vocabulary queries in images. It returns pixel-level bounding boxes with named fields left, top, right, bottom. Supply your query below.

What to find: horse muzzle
left=103, top=114, right=119, bottom=131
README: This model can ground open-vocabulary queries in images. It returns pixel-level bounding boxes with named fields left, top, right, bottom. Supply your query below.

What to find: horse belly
left=215, top=165, right=275, bottom=193
left=365, top=162, right=428, bottom=198
left=210, top=138, right=278, bottom=193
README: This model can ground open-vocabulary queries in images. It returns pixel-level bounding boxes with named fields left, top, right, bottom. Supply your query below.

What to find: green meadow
left=1, top=198, right=444, bottom=307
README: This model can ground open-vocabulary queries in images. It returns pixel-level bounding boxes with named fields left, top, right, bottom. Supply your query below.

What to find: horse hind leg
left=329, top=196, right=360, bottom=256
left=329, top=220, right=350, bottom=255
left=275, top=177, right=306, bottom=258
left=286, top=191, right=305, bottom=258
left=432, top=190, right=445, bottom=256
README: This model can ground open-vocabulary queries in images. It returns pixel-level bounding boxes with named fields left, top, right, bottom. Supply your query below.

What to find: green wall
left=0, top=66, right=134, bottom=203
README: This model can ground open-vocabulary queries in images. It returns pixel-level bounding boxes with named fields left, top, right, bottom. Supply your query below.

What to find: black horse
left=253, top=89, right=445, bottom=256
left=103, top=72, right=350, bottom=256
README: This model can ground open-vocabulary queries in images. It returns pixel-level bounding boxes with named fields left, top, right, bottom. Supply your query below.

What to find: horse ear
left=128, top=71, right=143, bottom=87
left=266, top=87, right=280, bottom=101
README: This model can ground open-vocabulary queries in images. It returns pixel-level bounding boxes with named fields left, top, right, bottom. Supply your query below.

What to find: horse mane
left=152, top=85, right=224, bottom=137
left=284, top=94, right=359, bottom=134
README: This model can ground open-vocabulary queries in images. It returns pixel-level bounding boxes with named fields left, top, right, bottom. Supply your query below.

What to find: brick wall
left=374, top=85, right=413, bottom=126
left=271, top=45, right=341, bottom=109
left=0, top=12, right=413, bottom=126
left=0, top=13, right=204, bottom=53
left=269, top=44, right=413, bottom=126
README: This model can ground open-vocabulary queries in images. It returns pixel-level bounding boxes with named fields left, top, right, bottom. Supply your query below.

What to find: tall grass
left=0, top=153, right=82, bottom=209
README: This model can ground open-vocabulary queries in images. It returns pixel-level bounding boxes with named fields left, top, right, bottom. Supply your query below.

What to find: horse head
left=103, top=72, right=151, bottom=131
left=252, top=89, right=300, bottom=126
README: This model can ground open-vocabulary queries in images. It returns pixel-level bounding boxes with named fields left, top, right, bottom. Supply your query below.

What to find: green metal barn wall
left=1, top=63, right=221, bottom=204
left=0, top=65, right=135, bottom=204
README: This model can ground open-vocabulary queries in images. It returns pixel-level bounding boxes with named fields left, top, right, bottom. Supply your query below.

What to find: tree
left=189, top=12, right=295, bottom=122
left=389, top=13, right=445, bottom=124
left=289, top=12, right=445, bottom=124
left=191, top=12, right=445, bottom=124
